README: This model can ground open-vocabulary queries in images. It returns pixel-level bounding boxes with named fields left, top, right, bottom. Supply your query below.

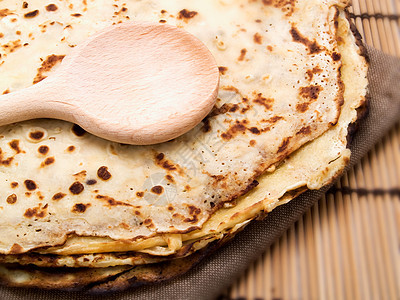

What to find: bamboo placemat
left=219, top=1, right=400, bottom=299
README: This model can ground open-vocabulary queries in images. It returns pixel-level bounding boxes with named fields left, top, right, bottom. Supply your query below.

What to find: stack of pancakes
left=0, top=0, right=368, bottom=291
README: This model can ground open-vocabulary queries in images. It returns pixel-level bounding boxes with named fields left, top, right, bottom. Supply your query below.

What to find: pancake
left=0, top=0, right=368, bottom=290
left=0, top=0, right=346, bottom=255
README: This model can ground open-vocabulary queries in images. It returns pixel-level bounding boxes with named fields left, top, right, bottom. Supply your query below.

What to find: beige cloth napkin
left=1, top=46, right=399, bottom=300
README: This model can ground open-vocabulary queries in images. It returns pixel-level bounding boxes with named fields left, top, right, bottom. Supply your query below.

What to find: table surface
left=219, top=0, right=400, bottom=299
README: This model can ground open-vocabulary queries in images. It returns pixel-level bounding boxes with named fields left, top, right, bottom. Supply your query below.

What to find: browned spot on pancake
left=134, top=210, right=141, bottom=216
left=97, top=166, right=112, bottom=181
left=168, top=205, right=174, bottom=211
left=262, top=0, right=296, bottom=16
left=185, top=185, right=191, bottom=191
left=6, top=194, right=17, bottom=204
left=221, top=120, right=248, bottom=141
left=151, top=185, right=164, bottom=195
left=67, top=145, right=75, bottom=152
left=24, top=10, right=39, bottom=18
left=71, top=13, right=82, bottom=17
left=143, top=218, right=155, bottom=228
left=24, top=180, right=37, bottom=191
left=2, top=89, right=10, bottom=94
left=202, top=117, right=211, bottom=133
left=306, top=67, right=322, bottom=81
left=0, top=9, right=13, bottom=18
left=278, top=137, right=291, bottom=153
left=22, top=2, right=28, bottom=9
left=73, top=170, right=87, bottom=181
left=263, top=116, right=284, bottom=124
left=0, top=148, right=13, bottom=166
left=300, top=85, right=322, bottom=100
left=218, top=66, right=228, bottom=75
left=9, top=140, right=21, bottom=153
left=211, top=175, right=225, bottom=182
left=159, top=20, right=166, bottom=23
left=29, top=131, right=44, bottom=140
left=297, top=126, right=312, bottom=135
left=267, top=45, right=274, bottom=52
left=136, top=192, right=144, bottom=198
left=9, top=243, right=24, bottom=254
left=222, top=85, right=240, bottom=94
left=25, top=192, right=31, bottom=197
left=238, top=48, right=247, bottom=61
left=2, top=40, right=22, bottom=54
left=96, top=195, right=132, bottom=207
left=69, top=181, right=84, bottom=195
left=154, top=153, right=182, bottom=174
left=290, top=26, right=322, bottom=54
left=1, top=156, right=13, bottom=166
left=184, top=215, right=198, bottom=223
left=40, top=156, right=55, bottom=167
left=33, top=54, right=65, bottom=83
left=24, top=204, right=47, bottom=218
left=71, top=124, right=86, bottom=136
left=210, top=103, right=240, bottom=117
left=332, top=52, right=341, bottom=61
left=10, top=182, right=18, bottom=188
left=52, top=192, right=66, bottom=201
left=295, top=102, right=310, bottom=113
left=45, top=4, right=58, bottom=11
left=37, top=191, right=44, bottom=200
left=188, top=205, right=201, bottom=215
left=253, top=33, right=263, bottom=44
left=38, top=145, right=49, bottom=155
left=156, top=153, right=165, bottom=161
left=72, top=203, right=90, bottom=213
left=296, top=85, right=322, bottom=113
left=249, top=127, right=261, bottom=135
left=143, top=218, right=152, bottom=225
left=86, top=179, right=97, bottom=185
left=119, top=222, right=130, bottom=230
left=250, top=140, right=257, bottom=147
left=253, top=93, right=274, bottom=110
left=177, top=9, right=198, bottom=20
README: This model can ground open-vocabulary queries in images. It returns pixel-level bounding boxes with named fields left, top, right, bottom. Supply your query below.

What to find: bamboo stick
left=354, top=162, right=381, bottom=300
left=347, top=167, right=371, bottom=300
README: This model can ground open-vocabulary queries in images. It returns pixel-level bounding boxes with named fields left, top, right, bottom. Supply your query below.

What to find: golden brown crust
left=344, top=10, right=370, bottom=147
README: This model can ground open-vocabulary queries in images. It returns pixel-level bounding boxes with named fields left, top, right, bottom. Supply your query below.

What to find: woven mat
left=221, top=0, right=400, bottom=299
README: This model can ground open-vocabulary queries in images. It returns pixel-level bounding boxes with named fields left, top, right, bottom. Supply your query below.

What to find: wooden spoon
left=0, top=22, right=219, bottom=145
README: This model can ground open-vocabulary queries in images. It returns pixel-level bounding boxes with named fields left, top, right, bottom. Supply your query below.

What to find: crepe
left=0, top=0, right=368, bottom=290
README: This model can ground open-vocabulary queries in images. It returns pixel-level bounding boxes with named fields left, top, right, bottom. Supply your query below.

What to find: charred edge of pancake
left=345, top=9, right=370, bottom=148
left=347, top=10, right=369, bottom=63
left=346, top=94, right=369, bottom=147
left=86, top=227, right=244, bottom=294
left=0, top=263, right=132, bottom=291
left=0, top=250, right=158, bottom=267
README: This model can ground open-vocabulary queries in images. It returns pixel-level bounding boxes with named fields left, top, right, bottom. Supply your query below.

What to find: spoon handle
left=0, top=79, right=74, bottom=126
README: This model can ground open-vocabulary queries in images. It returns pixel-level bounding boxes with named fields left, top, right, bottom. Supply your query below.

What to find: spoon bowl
left=0, top=22, right=220, bottom=145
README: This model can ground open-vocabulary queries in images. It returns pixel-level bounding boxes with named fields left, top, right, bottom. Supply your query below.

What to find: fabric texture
left=1, top=46, right=399, bottom=300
